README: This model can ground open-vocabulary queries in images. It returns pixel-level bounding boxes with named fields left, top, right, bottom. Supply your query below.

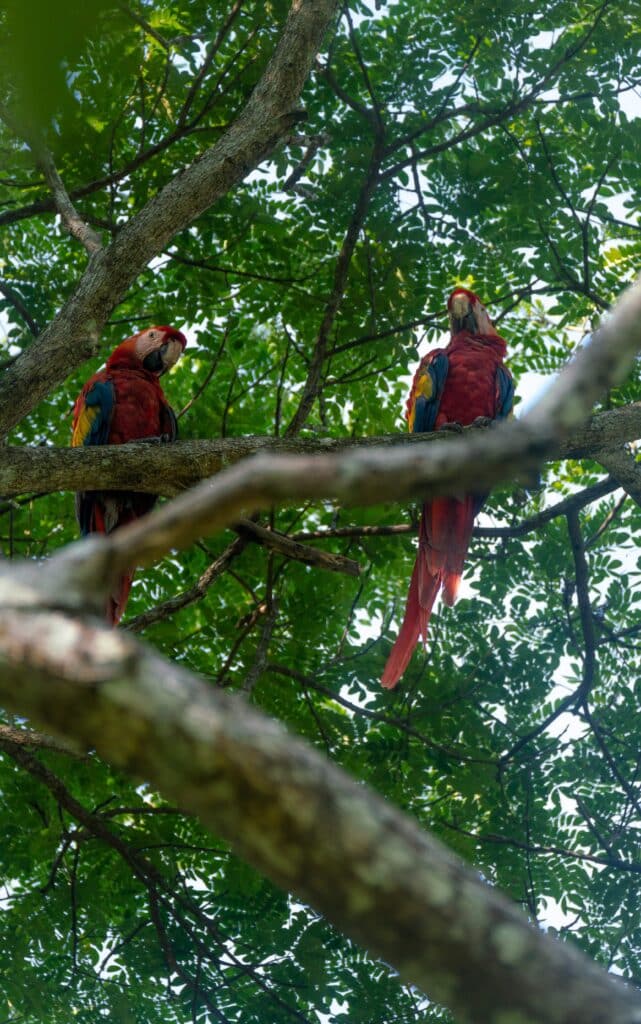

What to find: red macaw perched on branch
left=381, top=289, right=514, bottom=689
left=72, top=325, right=187, bottom=624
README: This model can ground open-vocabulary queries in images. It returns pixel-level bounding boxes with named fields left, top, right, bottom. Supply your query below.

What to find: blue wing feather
left=73, top=379, right=115, bottom=535
left=495, top=365, right=514, bottom=420
left=411, top=351, right=449, bottom=434
left=77, top=380, right=114, bottom=446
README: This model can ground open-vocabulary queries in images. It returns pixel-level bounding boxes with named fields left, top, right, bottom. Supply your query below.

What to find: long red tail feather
left=107, top=572, right=134, bottom=626
left=381, top=498, right=476, bottom=688
left=381, top=561, right=419, bottom=688
left=93, top=502, right=136, bottom=626
left=381, top=538, right=439, bottom=689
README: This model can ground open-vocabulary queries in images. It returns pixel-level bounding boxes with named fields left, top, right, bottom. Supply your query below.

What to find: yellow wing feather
left=71, top=403, right=100, bottom=448
left=407, top=372, right=433, bottom=432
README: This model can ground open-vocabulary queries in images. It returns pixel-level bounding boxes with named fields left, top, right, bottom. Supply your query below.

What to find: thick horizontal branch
left=2, top=402, right=641, bottom=499
left=25, top=399, right=640, bottom=608
left=47, top=416, right=558, bottom=593
left=0, top=589, right=638, bottom=1024
left=0, top=0, right=340, bottom=438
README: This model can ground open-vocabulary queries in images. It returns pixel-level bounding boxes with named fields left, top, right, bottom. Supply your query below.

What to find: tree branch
left=439, top=818, right=641, bottom=875
left=285, top=131, right=385, bottom=434
left=382, top=0, right=613, bottom=181
left=234, top=518, right=361, bottom=576
left=596, top=446, right=641, bottom=507
left=2, top=270, right=641, bottom=1018
left=567, top=510, right=597, bottom=706
left=48, top=419, right=554, bottom=590
left=291, top=478, right=618, bottom=543
left=116, top=3, right=171, bottom=49
left=2, top=401, right=641, bottom=499
left=0, top=279, right=41, bottom=335
left=0, top=589, right=638, bottom=1024
left=1, top=736, right=309, bottom=1021
left=36, top=147, right=103, bottom=254
left=8, top=411, right=641, bottom=612
left=125, top=536, right=246, bottom=632
left=268, top=663, right=491, bottom=765
left=0, top=721, right=82, bottom=756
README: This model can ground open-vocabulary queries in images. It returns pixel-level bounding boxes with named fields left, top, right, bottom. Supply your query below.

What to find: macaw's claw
left=136, top=433, right=175, bottom=444
left=438, top=421, right=463, bottom=433
left=471, top=415, right=493, bottom=428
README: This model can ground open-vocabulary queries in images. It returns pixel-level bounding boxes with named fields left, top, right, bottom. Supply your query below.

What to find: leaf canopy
left=2, top=0, right=641, bottom=1020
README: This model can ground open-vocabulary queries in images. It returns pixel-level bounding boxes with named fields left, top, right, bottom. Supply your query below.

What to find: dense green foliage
left=2, top=0, right=641, bottom=1020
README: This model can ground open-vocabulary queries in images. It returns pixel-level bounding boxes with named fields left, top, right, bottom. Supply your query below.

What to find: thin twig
left=241, top=591, right=277, bottom=696
left=0, top=281, right=40, bottom=335
left=177, top=0, right=245, bottom=127
left=567, top=509, right=597, bottom=705
left=438, top=818, right=641, bottom=875
left=36, top=148, right=102, bottom=255
left=177, top=328, right=228, bottom=420
left=235, top=518, right=361, bottom=576
left=268, top=663, right=494, bottom=766
left=285, top=132, right=385, bottom=435
left=125, top=536, right=246, bottom=631
left=585, top=491, right=627, bottom=547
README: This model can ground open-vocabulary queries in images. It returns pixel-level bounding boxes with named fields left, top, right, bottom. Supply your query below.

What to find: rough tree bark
left=1, top=399, right=641, bottom=498
left=0, top=573, right=640, bottom=1024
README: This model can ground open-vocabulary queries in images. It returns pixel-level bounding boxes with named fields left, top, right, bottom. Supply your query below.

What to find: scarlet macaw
left=72, top=325, right=187, bottom=624
left=381, top=289, right=514, bottom=688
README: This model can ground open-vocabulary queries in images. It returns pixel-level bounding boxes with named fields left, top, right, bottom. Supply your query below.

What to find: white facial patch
left=134, top=330, right=163, bottom=360
left=473, top=302, right=497, bottom=336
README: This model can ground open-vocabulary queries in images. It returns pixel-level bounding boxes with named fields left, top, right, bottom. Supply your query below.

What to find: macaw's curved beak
left=449, top=293, right=477, bottom=335
left=143, top=338, right=184, bottom=376
left=159, top=338, right=184, bottom=373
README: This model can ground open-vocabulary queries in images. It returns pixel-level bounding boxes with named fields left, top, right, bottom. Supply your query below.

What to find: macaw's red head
left=106, top=325, right=187, bottom=375
left=447, top=288, right=499, bottom=338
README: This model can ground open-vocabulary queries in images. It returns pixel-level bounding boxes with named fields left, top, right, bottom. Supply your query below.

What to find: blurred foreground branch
left=0, top=583, right=639, bottom=1024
